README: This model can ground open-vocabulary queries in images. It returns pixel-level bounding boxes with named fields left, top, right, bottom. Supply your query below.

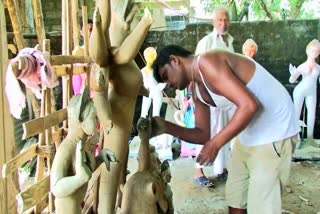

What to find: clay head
left=306, top=39, right=320, bottom=59
left=144, top=47, right=157, bottom=66
left=242, top=39, right=258, bottom=58
left=212, top=7, right=230, bottom=35
left=68, top=86, right=97, bottom=135
left=160, top=160, right=171, bottom=183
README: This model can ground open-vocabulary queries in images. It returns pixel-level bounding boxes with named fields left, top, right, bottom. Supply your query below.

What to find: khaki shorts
left=225, top=135, right=297, bottom=214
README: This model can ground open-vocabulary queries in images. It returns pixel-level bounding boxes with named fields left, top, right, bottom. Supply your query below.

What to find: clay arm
left=137, top=117, right=152, bottom=171
left=289, top=64, right=301, bottom=83
left=89, top=7, right=111, bottom=67
left=112, top=8, right=153, bottom=64
left=51, top=141, right=92, bottom=198
left=151, top=97, right=211, bottom=145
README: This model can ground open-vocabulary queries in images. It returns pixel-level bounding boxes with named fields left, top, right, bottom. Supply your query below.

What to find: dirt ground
left=127, top=157, right=320, bottom=214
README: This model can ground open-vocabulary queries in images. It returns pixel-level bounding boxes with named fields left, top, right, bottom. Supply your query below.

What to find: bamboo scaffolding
left=32, top=0, right=46, bottom=50
left=72, top=0, right=80, bottom=48
left=6, top=0, right=25, bottom=50
left=0, top=1, right=19, bottom=213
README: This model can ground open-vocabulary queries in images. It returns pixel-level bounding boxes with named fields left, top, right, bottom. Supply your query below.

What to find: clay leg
left=305, top=96, right=319, bottom=147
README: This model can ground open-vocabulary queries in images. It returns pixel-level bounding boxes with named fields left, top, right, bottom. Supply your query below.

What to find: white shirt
left=195, top=28, right=234, bottom=55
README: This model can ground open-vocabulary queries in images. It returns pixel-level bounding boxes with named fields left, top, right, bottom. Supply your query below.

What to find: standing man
left=193, top=7, right=235, bottom=186
left=151, top=45, right=299, bottom=213
left=195, top=7, right=234, bottom=54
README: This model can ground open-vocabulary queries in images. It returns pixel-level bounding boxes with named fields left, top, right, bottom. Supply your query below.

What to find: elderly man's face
left=212, top=10, right=229, bottom=35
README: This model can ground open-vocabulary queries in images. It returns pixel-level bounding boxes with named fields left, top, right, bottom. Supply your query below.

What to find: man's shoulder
left=198, top=32, right=214, bottom=43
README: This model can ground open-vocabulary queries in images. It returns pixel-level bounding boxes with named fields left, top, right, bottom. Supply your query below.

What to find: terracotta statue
left=120, top=118, right=168, bottom=214
left=289, top=39, right=320, bottom=147
left=88, top=0, right=153, bottom=212
left=50, top=87, right=117, bottom=214
left=242, top=38, right=258, bottom=59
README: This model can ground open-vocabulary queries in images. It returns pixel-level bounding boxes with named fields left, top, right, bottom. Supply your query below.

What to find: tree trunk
left=290, top=0, right=305, bottom=19
left=259, top=0, right=274, bottom=20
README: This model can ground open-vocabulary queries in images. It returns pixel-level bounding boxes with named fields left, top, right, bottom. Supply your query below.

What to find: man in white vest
left=193, top=6, right=235, bottom=187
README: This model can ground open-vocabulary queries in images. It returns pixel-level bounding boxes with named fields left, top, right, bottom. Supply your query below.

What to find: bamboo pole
left=6, top=0, right=25, bottom=50
left=0, top=1, right=19, bottom=213
left=32, top=0, right=46, bottom=50
left=72, top=0, right=80, bottom=48
left=62, top=0, right=69, bottom=128
left=50, top=55, right=92, bottom=65
left=67, top=0, right=73, bottom=55
left=81, top=3, right=89, bottom=56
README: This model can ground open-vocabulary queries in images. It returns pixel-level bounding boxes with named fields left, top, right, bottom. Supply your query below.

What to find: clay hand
left=151, top=116, right=165, bottom=137
left=93, top=7, right=101, bottom=24
left=142, top=7, right=153, bottom=25
left=289, top=63, right=297, bottom=75
left=196, top=141, right=220, bottom=166
left=75, top=140, right=92, bottom=182
left=137, top=117, right=152, bottom=141
left=98, top=149, right=118, bottom=171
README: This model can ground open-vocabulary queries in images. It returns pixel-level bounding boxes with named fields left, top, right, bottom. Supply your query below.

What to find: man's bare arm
left=152, top=97, right=211, bottom=145
left=199, top=53, right=259, bottom=149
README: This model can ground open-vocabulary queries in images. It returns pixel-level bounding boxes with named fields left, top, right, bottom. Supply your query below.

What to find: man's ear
left=169, top=55, right=179, bottom=65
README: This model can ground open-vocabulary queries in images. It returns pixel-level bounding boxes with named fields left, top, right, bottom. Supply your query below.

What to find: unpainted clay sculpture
left=88, top=0, right=153, bottom=212
left=50, top=87, right=117, bottom=214
left=160, top=160, right=174, bottom=214
left=242, top=38, right=258, bottom=59
left=120, top=118, right=168, bottom=214
left=289, top=39, right=320, bottom=147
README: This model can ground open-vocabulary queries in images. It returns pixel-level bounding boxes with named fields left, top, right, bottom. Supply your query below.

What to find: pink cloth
left=72, top=73, right=86, bottom=95
left=6, top=48, right=59, bottom=119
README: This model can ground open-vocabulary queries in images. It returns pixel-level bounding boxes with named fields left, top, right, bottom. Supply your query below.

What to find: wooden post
left=32, top=0, right=46, bottom=50
left=6, top=0, right=25, bottom=50
left=0, top=1, right=19, bottom=213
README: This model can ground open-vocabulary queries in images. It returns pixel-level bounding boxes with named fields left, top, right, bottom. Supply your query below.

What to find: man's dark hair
left=80, top=18, right=93, bottom=29
left=152, top=45, right=192, bottom=82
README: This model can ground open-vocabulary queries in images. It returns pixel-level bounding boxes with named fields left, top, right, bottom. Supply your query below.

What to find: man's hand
left=151, top=116, right=166, bottom=137
left=137, top=117, right=152, bottom=141
left=98, top=149, right=118, bottom=171
left=196, top=140, right=220, bottom=166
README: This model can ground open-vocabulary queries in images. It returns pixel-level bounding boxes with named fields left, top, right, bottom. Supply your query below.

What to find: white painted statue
left=289, top=39, right=320, bottom=147
left=140, top=47, right=166, bottom=118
